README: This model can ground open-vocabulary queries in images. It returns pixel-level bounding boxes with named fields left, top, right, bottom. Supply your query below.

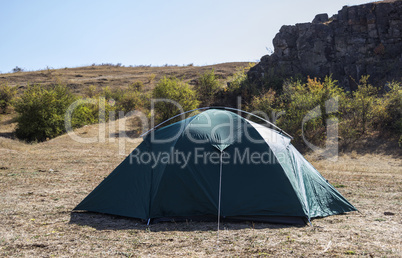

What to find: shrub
left=380, top=82, right=402, bottom=134
left=102, top=85, right=150, bottom=113
left=342, top=76, right=379, bottom=136
left=0, top=83, right=17, bottom=113
left=194, top=69, right=222, bottom=106
left=14, top=84, right=77, bottom=142
left=148, top=74, right=156, bottom=84
left=152, top=77, right=199, bottom=124
left=12, top=66, right=24, bottom=73
left=118, top=91, right=150, bottom=113
left=276, top=76, right=344, bottom=146
left=69, top=97, right=115, bottom=129
left=248, top=89, right=278, bottom=122
left=14, top=84, right=115, bottom=142
left=129, top=81, right=144, bottom=91
left=70, top=102, right=99, bottom=128
left=221, top=63, right=256, bottom=106
left=226, top=64, right=251, bottom=95
left=84, top=85, right=98, bottom=98
left=102, top=86, right=125, bottom=103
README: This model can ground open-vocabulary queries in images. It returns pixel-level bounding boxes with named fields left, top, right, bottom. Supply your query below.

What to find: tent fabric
left=74, top=109, right=356, bottom=223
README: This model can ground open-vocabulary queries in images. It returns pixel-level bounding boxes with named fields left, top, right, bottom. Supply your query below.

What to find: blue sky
left=0, top=0, right=375, bottom=73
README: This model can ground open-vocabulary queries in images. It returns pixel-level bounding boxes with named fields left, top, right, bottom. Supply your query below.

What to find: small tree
left=12, top=66, right=24, bottom=73
left=248, top=88, right=277, bottom=122
left=118, top=91, right=149, bottom=113
left=0, top=83, right=17, bottom=113
left=377, top=82, right=402, bottom=134
left=276, top=76, right=344, bottom=146
left=152, top=77, right=199, bottom=124
left=350, top=76, right=378, bottom=135
left=194, top=69, right=222, bottom=106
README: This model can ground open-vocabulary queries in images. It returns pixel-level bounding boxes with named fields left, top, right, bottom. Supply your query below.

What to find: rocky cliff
left=248, top=0, right=402, bottom=91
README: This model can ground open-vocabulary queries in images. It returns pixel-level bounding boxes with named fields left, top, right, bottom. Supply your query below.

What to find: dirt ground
left=0, top=119, right=401, bottom=257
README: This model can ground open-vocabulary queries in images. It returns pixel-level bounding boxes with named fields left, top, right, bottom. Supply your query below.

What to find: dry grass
left=0, top=62, right=250, bottom=96
left=0, top=118, right=401, bottom=257
left=0, top=62, right=401, bottom=256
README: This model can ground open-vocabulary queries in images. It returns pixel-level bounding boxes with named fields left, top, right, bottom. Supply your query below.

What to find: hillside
left=0, top=62, right=250, bottom=95
left=0, top=62, right=250, bottom=139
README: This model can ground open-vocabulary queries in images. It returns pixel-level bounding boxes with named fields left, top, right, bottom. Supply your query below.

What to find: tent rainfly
left=74, top=108, right=356, bottom=225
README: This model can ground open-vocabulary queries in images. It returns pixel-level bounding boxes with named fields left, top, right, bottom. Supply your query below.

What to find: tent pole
left=140, top=106, right=294, bottom=140
left=217, top=151, right=223, bottom=243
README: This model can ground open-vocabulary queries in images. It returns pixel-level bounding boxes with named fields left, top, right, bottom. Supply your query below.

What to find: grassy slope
left=0, top=62, right=250, bottom=94
left=0, top=62, right=250, bottom=138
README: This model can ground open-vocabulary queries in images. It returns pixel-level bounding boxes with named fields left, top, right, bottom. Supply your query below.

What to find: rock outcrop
left=248, top=0, right=402, bottom=91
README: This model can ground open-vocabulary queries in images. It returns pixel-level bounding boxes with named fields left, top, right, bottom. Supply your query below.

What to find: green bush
left=70, top=102, right=99, bottom=128
left=349, top=76, right=379, bottom=135
left=118, top=91, right=150, bottom=113
left=102, top=85, right=150, bottom=114
left=69, top=97, right=115, bottom=129
left=84, top=85, right=98, bottom=98
left=129, top=81, right=144, bottom=91
left=152, top=77, right=199, bottom=124
left=226, top=65, right=251, bottom=95
left=219, top=64, right=256, bottom=106
left=195, top=69, right=222, bottom=106
left=245, top=72, right=401, bottom=148
left=381, top=81, right=402, bottom=134
left=102, top=86, right=125, bottom=103
left=336, top=76, right=387, bottom=145
left=14, top=84, right=115, bottom=142
left=0, top=83, right=17, bottom=113
left=14, top=84, right=77, bottom=142
left=275, top=76, right=344, bottom=146
left=248, top=89, right=278, bottom=122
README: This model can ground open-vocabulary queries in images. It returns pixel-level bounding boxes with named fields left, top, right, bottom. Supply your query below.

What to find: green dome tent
left=74, top=108, right=356, bottom=225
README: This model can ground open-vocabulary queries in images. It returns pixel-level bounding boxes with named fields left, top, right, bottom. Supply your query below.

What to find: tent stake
left=147, top=218, right=151, bottom=226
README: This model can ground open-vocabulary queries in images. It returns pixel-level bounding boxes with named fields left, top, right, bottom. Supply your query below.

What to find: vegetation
left=0, top=63, right=399, bottom=147
left=14, top=84, right=78, bottom=142
left=12, top=66, right=24, bottom=73
left=117, top=90, right=150, bottom=113
left=152, top=77, right=199, bottom=124
left=246, top=75, right=401, bottom=149
left=14, top=84, right=114, bottom=142
left=0, top=64, right=399, bottom=257
left=0, top=83, right=17, bottom=113
left=194, top=69, right=222, bottom=106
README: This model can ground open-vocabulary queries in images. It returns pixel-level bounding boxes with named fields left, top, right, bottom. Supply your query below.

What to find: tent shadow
left=69, top=212, right=304, bottom=232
